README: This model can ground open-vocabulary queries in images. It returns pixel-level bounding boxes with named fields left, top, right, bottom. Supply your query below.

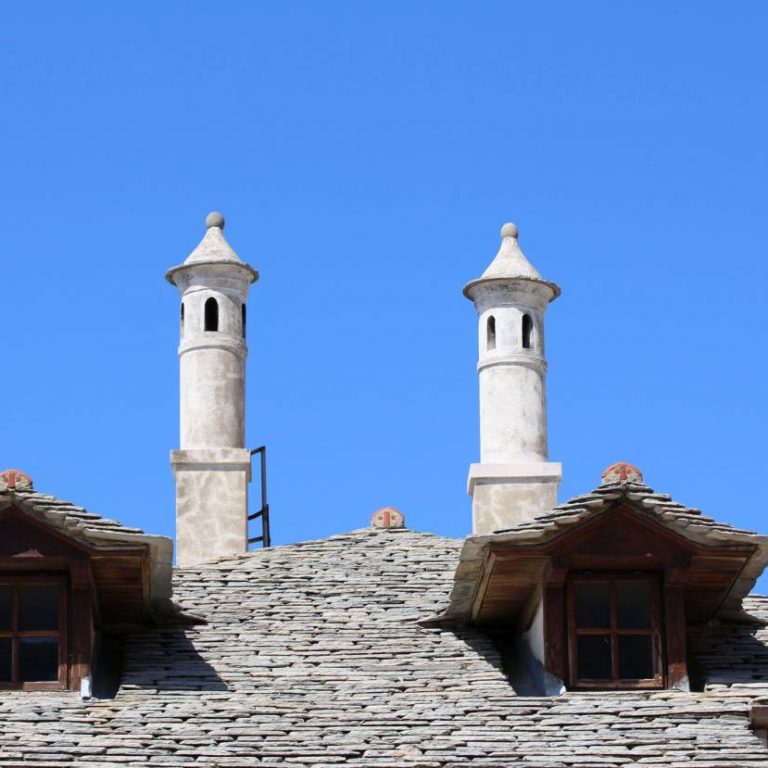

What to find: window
left=0, top=577, right=66, bottom=689
left=567, top=574, right=663, bottom=689
left=522, top=314, right=533, bottom=349
left=241, top=303, right=247, bottom=339
left=180, top=302, right=185, bottom=335
left=487, top=316, right=496, bottom=350
left=204, top=297, right=219, bottom=332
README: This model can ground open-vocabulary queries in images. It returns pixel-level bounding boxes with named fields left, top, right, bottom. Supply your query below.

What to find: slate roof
left=1, top=487, right=148, bottom=545
left=444, top=479, right=768, bottom=624
left=501, top=480, right=764, bottom=545
left=1, top=526, right=767, bottom=767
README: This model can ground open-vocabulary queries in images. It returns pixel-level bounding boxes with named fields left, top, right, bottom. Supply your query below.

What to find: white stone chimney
left=166, top=212, right=259, bottom=566
left=464, top=223, right=561, bottom=534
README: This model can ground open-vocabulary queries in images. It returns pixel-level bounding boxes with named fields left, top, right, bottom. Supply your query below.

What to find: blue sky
left=1, top=3, right=767, bottom=587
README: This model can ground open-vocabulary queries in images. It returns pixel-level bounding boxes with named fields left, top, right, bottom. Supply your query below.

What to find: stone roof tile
left=0, top=487, right=151, bottom=545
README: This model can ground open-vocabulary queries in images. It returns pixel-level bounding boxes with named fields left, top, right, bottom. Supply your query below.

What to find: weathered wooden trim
left=544, top=584, right=566, bottom=682
left=469, top=552, right=497, bottom=623
left=665, top=583, right=688, bottom=690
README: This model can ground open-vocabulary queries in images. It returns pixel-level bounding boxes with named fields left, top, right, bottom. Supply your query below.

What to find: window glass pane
left=618, top=635, right=654, bottom=679
left=0, top=638, right=11, bottom=681
left=576, top=635, right=612, bottom=679
left=19, top=638, right=58, bottom=682
left=616, top=581, right=652, bottom=629
left=575, top=582, right=610, bottom=628
left=19, top=586, right=58, bottom=632
left=0, top=587, right=12, bottom=631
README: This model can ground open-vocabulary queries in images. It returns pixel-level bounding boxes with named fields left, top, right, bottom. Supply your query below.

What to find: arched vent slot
left=522, top=314, right=533, bottom=349
left=204, top=297, right=219, bottom=332
left=241, top=304, right=247, bottom=339
left=180, top=302, right=185, bottom=335
left=487, top=316, right=496, bottom=350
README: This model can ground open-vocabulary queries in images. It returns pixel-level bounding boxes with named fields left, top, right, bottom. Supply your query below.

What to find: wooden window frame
left=566, top=573, right=664, bottom=690
left=0, top=575, right=68, bottom=691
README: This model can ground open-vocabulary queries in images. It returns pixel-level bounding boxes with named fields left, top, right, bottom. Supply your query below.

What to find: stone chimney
left=464, top=223, right=561, bottom=534
left=166, top=213, right=259, bottom=566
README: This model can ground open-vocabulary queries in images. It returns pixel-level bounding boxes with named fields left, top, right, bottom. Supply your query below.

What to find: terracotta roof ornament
left=0, top=469, right=33, bottom=491
left=600, top=461, right=644, bottom=485
left=371, top=506, right=405, bottom=529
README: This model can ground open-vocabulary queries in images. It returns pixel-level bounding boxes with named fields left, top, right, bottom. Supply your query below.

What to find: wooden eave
left=470, top=504, right=757, bottom=628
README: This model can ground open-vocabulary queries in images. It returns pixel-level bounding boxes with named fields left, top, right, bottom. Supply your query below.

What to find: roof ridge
left=173, top=526, right=464, bottom=570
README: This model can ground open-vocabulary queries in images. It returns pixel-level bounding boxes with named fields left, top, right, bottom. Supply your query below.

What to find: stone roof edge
left=429, top=534, right=489, bottom=624
left=720, top=541, right=768, bottom=620
left=3, top=489, right=144, bottom=541
left=508, top=482, right=768, bottom=552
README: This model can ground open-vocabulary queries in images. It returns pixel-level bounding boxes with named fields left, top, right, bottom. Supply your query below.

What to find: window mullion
left=11, top=585, right=19, bottom=684
left=567, top=580, right=577, bottom=688
left=610, top=580, right=620, bottom=681
left=59, top=583, right=67, bottom=688
left=11, top=584, right=18, bottom=634
left=651, top=579, right=665, bottom=684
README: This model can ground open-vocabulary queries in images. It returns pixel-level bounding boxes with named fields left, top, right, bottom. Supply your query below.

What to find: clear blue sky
left=2, top=4, right=767, bottom=588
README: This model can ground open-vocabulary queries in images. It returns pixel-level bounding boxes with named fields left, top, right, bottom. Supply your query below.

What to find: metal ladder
left=247, top=446, right=271, bottom=548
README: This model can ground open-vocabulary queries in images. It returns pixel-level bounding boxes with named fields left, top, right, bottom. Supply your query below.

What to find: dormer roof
left=442, top=466, right=768, bottom=626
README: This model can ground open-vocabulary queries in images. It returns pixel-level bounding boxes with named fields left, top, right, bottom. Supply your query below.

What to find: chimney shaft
left=464, top=223, right=562, bottom=534
left=166, top=213, right=259, bottom=566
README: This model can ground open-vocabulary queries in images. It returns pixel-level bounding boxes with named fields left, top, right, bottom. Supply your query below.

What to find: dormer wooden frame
left=0, top=504, right=150, bottom=691
left=468, top=503, right=757, bottom=692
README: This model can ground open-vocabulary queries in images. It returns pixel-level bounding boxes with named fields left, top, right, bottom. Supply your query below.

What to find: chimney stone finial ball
left=205, top=211, right=225, bottom=230
left=500, top=222, right=519, bottom=239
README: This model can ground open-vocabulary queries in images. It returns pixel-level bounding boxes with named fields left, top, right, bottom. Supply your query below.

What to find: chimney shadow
left=691, top=621, right=768, bottom=690
left=118, top=626, right=229, bottom=693
left=453, top=621, right=768, bottom=695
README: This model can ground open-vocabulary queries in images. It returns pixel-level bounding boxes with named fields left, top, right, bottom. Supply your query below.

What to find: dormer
left=440, top=463, right=768, bottom=694
left=0, top=470, right=172, bottom=694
